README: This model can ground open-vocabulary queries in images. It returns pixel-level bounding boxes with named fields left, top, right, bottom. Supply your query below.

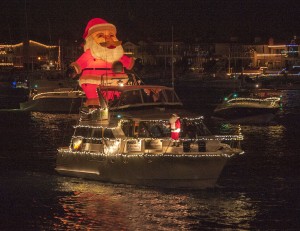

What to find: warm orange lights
left=256, top=54, right=285, bottom=57
left=29, top=40, right=58, bottom=49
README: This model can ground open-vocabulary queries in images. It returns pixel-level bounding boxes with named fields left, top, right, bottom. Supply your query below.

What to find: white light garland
left=120, top=117, right=204, bottom=123
left=32, top=90, right=84, bottom=100
left=182, top=116, right=204, bottom=121
left=80, top=107, right=107, bottom=115
left=73, top=116, right=206, bottom=130
left=227, top=97, right=280, bottom=104
left=70, top=135, right=243, bottom=142
left=73, top=124, right=118, bottom=129
left=58, top=148, right=237, bottom=158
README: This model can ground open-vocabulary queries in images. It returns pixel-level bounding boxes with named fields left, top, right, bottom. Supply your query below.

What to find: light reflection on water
left=0, top=170, right=260, bottom=230
left=48, top=179, right=257, bottom=230
left=0, top=90, right=300, bottom=230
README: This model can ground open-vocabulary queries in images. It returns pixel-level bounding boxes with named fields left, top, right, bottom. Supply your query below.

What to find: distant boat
left=19, top=87, right=85, bottom=113
left=19, top=71, right=85, bottom=113
left=212, top=89, right=281, bottom=124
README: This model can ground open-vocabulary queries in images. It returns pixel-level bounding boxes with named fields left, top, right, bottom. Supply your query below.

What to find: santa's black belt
left=83, top=68, right=112, bottom=71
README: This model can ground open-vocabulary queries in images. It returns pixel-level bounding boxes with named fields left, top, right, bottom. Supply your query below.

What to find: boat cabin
left=70, top=116, right=222, bottom=154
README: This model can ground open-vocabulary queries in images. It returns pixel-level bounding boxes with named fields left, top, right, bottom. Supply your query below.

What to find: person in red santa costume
left=69, top=18, right=135, bottom=107
left=169, top=113, right=181, bottom=147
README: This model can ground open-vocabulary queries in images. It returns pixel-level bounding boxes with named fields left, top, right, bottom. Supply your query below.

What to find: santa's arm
left=120, top=55, right=135, bottom=70
left=69, top=50, right=93, bottom=76
left=175, top=120, right=181, bottom=132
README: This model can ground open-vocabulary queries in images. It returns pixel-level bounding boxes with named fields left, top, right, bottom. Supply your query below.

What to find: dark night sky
left=0, top=0, right=299, bottom=44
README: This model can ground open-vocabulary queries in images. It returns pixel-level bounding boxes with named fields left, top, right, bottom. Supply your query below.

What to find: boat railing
left=32, top=90, right=84, bottom=100
left=69, top=134, right=243, bottom=155
left=226, top=97, right=280, bottom=107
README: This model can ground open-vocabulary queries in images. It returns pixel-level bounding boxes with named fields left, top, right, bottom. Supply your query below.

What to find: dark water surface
left=1, top=89, right=300, bottom=230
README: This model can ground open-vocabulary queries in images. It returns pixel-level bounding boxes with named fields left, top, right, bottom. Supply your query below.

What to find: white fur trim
left=87, top=24, right=116, bottom=38
left=79, top=76, right=128, bottom=86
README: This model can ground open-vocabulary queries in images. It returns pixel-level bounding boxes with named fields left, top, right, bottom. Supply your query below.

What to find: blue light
left=117, top=114, right=122, bottom=118
left=34, top=84, right=38, bottom=88
left=233, top=93, right=238, bottom=98
left=12, top=81, right=17, bottom=88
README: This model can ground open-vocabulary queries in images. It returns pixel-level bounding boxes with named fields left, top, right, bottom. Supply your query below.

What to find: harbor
left=1, top=0, right=300, bottom=230
left=0, top=88, right=299, bottom=229
left=1, top=49, right=300, bottom=231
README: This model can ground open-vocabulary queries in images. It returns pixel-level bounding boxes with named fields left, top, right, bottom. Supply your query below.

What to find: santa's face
left=91, top=30, right=122, bottom=49
left=84, top=31, right=124, bottom=63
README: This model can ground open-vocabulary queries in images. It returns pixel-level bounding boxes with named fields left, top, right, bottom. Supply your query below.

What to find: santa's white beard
left=84, top=36, right=124, bottom=63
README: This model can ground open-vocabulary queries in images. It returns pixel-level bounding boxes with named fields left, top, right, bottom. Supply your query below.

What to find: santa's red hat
left=82, top=18, right=116, bottom=39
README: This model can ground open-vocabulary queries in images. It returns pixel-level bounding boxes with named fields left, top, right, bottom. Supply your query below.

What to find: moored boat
left=56, top=84, right=244, bottom=189
left=19, top=88, right=85, bottom=113
left=18, top=71, right=86, bottom=113
left=212, top=89, right=281, bottom=124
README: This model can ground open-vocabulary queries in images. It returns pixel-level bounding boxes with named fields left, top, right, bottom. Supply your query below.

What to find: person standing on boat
left=68, top=18, right=135, bottom=107
left=169, top=113, right=181, bottom=147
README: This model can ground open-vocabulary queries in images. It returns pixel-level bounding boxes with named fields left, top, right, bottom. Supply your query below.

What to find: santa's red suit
left=170, top=114, right=181, bottom=140
left=70, top=18, right=134, bottom=106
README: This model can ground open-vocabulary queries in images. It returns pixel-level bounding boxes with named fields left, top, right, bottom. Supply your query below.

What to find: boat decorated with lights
left=18, top=71, right=86, bottom=113
left=20, top=88, right=85, bottom=113
left=56, top=84, right=243, bottom=189
left=213, top=89, right=281, bottom=124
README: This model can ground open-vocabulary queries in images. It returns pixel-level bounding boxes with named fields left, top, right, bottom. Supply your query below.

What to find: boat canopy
left=98, top=85, right=182, bottom=109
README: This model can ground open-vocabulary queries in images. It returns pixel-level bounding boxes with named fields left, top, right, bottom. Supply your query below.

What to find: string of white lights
left=227, top=97, right=280, bottom=104
left=71, top=135, right=243, bottom=142
left=32, top=90, right=84, bottom=100
left=58, top=148, right=238, bottom=158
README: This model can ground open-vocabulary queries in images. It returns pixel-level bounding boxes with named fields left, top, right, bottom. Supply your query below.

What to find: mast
left=57, top=39, right=61, bottom=70
left=24, top=0, right=30, bottom=72
left=228, top=46, right=231, bottom=75
left=171, top=26, right=174, bottom=89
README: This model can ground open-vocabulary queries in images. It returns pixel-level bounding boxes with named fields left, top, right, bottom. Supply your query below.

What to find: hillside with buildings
left=1, top=37, right=299, bottom=81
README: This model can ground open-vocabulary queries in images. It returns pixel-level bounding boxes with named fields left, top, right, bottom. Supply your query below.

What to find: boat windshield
left=181, top=119, right=212, bottom=138
left=99, top=87, right=181, bottom=108
left=74, top=127, right=115, bottom=141
left=138, top=121, right=170, bottom=138
left=121, top=120, right=170, bottom=138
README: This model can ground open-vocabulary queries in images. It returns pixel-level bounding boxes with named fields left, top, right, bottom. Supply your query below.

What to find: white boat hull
left=56, top=149, right=230, bottom=189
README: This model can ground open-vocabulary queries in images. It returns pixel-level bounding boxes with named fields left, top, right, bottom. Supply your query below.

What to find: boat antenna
left=24, top=0, right=29, bottom=42
left=47, top=18, right=53, bottom=69
left=171, top=25, right=174, bottom=89
left=24, top=0, right=29, bottom=73
left=58, top=39, right=62, bottom=71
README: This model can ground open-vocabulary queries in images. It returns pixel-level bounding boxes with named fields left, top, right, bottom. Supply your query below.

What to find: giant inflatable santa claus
left=69, top=18, right=135, bottom=107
